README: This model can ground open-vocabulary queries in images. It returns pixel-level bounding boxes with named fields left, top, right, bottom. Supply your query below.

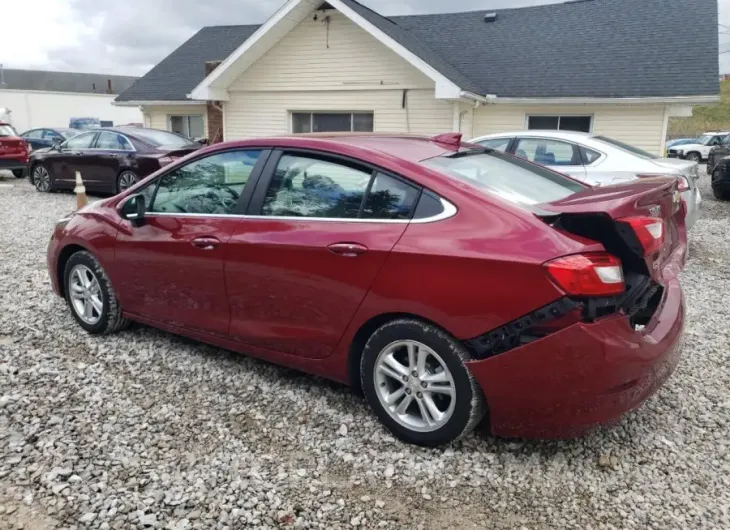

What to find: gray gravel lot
left=1, top=171, right=729, bottom=529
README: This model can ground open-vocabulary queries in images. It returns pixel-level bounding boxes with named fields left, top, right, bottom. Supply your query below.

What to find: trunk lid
left=538, top=177, right=685, bottom=284
left=0, top=137, right=28, bottom=157
left=650, top=157, right=699, bottom=180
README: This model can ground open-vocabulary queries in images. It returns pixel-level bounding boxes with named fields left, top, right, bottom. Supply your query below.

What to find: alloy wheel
left=373, top=340, right=456, bottom=432
left=33, top=166, right=51, bottom=192
left=118, top=171, right=138, bottom=192
left=68, top=264, right=104, bottom=325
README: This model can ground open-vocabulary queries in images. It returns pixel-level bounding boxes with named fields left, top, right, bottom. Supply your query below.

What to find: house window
left=291, top=112, right=374, bottom=134
left=169, top=115, right=205, bottom=139
left=527, top=115, right=592, bottom=133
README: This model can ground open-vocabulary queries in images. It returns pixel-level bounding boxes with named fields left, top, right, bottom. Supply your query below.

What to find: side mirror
left=120, top=193, right=146, bottom=226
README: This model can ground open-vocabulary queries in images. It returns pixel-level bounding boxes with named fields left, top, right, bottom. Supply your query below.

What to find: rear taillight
left=676, top=176, right=689, bottom=191
left=619, top=216, right=664, bottom=255
left=544, top=253, right=625, bottom=296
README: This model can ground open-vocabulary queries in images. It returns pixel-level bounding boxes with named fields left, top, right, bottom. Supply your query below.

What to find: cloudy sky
left=3, top=0, right=730, bottom=76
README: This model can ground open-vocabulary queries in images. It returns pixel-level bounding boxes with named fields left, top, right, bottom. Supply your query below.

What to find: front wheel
left=63, top=251, right=129, bottom=335
left=360, top=319, right=486, bottom=447
left=32, top=164, right=52, bottom=192
left=686, top=152, right=702, bottom=163
left=713, top=187, right=730, bottom=201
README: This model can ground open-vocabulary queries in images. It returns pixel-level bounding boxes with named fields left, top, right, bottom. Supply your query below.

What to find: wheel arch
left=56, top=244, right=90, bottom=298
left=346, top=312, right=458, bottom=394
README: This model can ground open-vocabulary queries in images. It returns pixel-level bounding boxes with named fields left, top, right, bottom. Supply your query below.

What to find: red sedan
left=47, top=133, right=686, bottom=446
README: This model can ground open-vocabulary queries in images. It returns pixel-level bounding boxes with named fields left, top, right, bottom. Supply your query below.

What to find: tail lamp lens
left=619, top=216, right=665, bottom=255
left=545, top=253, right=625, bottom=296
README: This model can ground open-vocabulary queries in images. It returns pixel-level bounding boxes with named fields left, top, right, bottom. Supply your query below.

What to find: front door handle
left=328, top=242, right=368, bottom=257
left=191, top=236, right=220, bottom=250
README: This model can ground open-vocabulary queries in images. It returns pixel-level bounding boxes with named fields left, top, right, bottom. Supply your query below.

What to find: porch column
left=205, top=61, right=224, bottom=144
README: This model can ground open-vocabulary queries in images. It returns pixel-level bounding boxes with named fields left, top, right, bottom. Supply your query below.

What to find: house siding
left=142, top=104, right=208, bottom=133
left=225, top=89, right=452, bottom=138
left=230, top=12, right=433, bottom=92
left=473, top=104, right=667, bottom=155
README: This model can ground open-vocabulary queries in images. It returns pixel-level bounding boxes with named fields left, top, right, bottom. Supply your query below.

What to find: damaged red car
left=47, top=133, right=686, bottom=446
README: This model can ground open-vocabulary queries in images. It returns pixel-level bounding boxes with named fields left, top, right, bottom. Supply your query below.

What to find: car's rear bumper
left=0, top=158, right=28, bottom=170
left=466, top=279, right=684, bottom=439
left=682, top=187, right=700, bottom=230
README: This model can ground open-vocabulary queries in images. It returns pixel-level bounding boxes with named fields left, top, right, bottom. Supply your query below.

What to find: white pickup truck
left=667, top=131, right=730, bottom=162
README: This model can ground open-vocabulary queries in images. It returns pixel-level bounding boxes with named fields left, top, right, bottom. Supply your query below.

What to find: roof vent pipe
left=484, top=12, right=497, bottom=22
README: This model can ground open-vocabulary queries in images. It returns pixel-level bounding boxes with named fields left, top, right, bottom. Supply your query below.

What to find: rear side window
left=258, top=154, right=422, bottom=220
left=423, top=151, right=585, bottom=207
left=477, top=138, right=511, bottom=152
left=582, top=147, right=602, bottom=164
left=514, top=138, right=582, bottom=166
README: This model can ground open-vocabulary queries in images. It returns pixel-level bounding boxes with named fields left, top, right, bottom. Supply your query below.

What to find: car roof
left=207, top=133, right=463, bottom=163
left=475, top=130, right=595, bottom=141
left=703, top=131, right=730, bottom=135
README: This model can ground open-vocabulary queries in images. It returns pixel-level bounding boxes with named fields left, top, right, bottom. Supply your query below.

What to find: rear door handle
left=191, top=236, right=220, bottom=250
left=328, top=242, right=368, bottom=257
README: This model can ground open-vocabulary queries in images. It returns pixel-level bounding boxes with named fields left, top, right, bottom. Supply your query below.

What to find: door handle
left=328, top=242, right=368, bottom=257
left=191, top=236, right=220, bottom=250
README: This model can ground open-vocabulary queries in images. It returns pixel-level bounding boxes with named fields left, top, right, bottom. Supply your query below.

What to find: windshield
left=132, top=129, right=196, bottom=147
left=423, top=151, right=585, bottom=207
left=593, top=135, right=659, bottom=159
left=0, top=125, right=17, bottom=137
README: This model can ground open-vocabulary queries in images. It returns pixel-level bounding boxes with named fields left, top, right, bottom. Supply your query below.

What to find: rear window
left=0, top=125, right=17, bottom=137
left=593, top=135, right=659, bottom=159
left=132, top=129, right=196, bottom=147
left=422, top=151, right=585, bottom=206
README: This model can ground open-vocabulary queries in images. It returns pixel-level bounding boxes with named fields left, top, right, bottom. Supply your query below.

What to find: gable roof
left=115, top=25, right=259, bottom=102
left=1, top=68, right=138, bottom=95
left=117, top=0, right=719, bottom=103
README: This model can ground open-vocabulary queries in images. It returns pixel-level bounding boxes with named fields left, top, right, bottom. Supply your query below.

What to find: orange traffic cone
left=75, top=171, right=88, bottom=210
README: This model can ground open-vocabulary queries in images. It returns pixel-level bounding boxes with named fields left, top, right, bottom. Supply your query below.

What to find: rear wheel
left=63, top=251, right=129, bottom=335
left=713, top=187, right=730, bottom=201
left=360, top=319, right=486, bottom=447
left=12, top=169, right=26, bottom=179
left=32, top=164, right=52, bottom=193
left=686, top=152, right=702, bottom=163
left=117, top=170, right=139, bottom=193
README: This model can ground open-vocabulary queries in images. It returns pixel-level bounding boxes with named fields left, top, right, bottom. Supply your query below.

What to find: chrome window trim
left=141, top=198, right=457, bottom=224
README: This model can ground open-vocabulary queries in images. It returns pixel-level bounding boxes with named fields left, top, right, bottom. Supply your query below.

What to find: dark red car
left=29, top=127, right=200, bottom=195
left=0, top=122, right=29, bottom=178
left=47, top=133, right=686, bottom=445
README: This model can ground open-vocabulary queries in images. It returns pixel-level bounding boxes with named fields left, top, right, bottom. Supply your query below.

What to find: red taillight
left=619, top=216, right=664, bottom=255
left=544, top=253, right=625, bottom=296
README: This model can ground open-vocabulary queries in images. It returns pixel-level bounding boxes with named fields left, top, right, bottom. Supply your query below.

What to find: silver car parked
left=471, top=131, right=701, bottom=230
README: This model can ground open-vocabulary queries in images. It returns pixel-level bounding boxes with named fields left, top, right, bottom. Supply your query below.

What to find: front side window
left=527, top=115, right=592, bottom=133
left=423, top=151, right=585, bottom=207
left=514, top=138, right=582, bottom=166
left=291, top=112, right=374, bottom=133
left=170, top=115, right=205, bottom=139
left=262, top=154, right=372, bottom=218
left=150, top=150, right=262, bottom=215
left=64, top=132, right=97, bottom=149
left=478, top=138, right=511, bottom=152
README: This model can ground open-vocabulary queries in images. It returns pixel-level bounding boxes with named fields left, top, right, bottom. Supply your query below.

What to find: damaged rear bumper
left=466, top=280, right=685, bottom=439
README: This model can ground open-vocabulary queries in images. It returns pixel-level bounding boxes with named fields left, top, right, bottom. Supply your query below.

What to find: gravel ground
left=0, top=170, right=729, bottom=530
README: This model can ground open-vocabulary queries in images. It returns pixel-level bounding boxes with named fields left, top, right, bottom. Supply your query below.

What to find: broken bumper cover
left=466, top=279, right=684, bottom=439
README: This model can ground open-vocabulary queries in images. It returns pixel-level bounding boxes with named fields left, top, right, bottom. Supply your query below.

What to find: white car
left=667, top=131, right=730, bottom=162
left=471, top=130, right=701, bottom=229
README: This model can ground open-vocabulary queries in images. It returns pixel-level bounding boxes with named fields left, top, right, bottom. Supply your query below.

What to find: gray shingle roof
left=116, top=0, right=719, bottom=103
left=0, top=69, right=138, bottom=95
left=115, top=25, right=259, bottom=102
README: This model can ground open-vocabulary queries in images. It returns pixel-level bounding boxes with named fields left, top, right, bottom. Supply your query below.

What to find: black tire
left=63, top=251, right=129, bottom=335
left=713, top=187, right=730, bottom=201
left=31, top=163, right=53, bottom=193
left=12, top=169, right=26, bottom=179
left=686, top=152, right=702, bottom=163
left=117, top=170, right=139, bottom=194
left=360, top=319, right=486, bottom=447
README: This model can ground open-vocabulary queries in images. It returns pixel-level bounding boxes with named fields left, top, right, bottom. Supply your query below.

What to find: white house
left=0, top=68, right=142, bottom=133
left=114, top=0, right=719, bottom=156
